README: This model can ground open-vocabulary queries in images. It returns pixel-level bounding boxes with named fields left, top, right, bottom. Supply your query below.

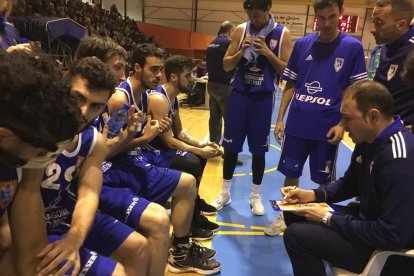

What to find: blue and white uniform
left=278, top=31, right=367, bottom=184
left=41, top=126, right=134, bottom=275
left=141, top=85, right=193, bottom=167
left=99, top=79, right=181, bottom=229
left=223, top=22, right=286, bottom=155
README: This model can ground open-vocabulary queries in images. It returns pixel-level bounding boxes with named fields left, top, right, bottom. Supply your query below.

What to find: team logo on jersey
left=305, top=81, right=323, bottom=94
left=269, top=39, right=278, bottom=50
left=334, top=58, right=344, bottom=72
left=387, top=64, right=398, bottom=81
left=305, top=54, right=313, bottom=61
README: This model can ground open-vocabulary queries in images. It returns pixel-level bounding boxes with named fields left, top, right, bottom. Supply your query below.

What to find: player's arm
left=171, top=108, right=214, bottom=148
left=274, top=82, right=296, bottom=144
left=37, top=133, right=108, bottom=276
left=223, top=24, right=251, bottom=72
left=255, top=28, right=292, bottom=76
left=149, top=95, right=217, bottom=158
left=8, top=168, right=48, bottom=276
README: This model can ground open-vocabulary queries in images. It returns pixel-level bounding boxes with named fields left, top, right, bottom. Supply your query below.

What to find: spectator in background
left=0, top=0, right=31, bottom=52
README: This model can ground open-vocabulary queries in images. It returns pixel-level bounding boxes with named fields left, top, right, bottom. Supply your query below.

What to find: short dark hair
left=343, top=80, right=394, bottom=119
left=314, top=0, right=344, bottom=12
left=401, top=48, right=414, bottom=87
left=165, top=55, right=195, bottom=82
left=68, top=57, right=117, bottom=96
left=243, top=0, right=272, bottom=11
left=75, top=36, right=127, bottom=62
left=131, top=43, right=164, bottom=69
left=218, top=21, right=235, bottom=35
left=376, top=0, right=414, bottom=23
left=0, top=51, right=80, bottom=150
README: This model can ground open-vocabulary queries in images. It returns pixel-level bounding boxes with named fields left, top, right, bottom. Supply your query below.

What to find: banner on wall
left=274, top=14, right=307, bottom=41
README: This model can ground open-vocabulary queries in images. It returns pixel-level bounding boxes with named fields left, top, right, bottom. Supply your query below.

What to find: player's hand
left=159, top=114, right=172, bottom=133
left=327, top=123, right=344, bottom=145
left=253, top=35, right=272, bottom=57
left=6, top=43, right=32, bottom=53
left=142, top=115, right=161, bottom=141
left=292, top=203, right=326, bottom=223
left=280, top=186, right=315, bottom=204
left=274, top=121, right=285, bottom=145
left=241, top=34, right=252, bottom=52
left=36, top=237, right=81, bottom=276
left=125, top=106, right=141, bottom=137
left=102, top=121, right=122, bottom=155
left=198, top=145, right=218, bottom=159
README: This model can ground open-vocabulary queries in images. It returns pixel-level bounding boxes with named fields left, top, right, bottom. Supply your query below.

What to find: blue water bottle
left=107, top=103, right=130, bottom=139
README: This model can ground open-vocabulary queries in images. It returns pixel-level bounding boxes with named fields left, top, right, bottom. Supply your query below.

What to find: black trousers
left=283, top=206, right=414, bottom=276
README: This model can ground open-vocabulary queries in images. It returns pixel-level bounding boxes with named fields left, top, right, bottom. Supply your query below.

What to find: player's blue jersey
left=0, top=168, right=21, bottom=217
left=41, top=126, right=97, bottom=230
left=231, top=23, right=285, bottom=94
left=283, top=31, right=367, bottom=141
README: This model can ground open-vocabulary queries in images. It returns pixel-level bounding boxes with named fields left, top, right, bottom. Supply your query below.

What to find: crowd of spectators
left=12, top=0, right=157, bottom=52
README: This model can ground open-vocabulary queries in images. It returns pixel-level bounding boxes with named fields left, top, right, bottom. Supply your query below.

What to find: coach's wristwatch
left=322, top=211, right=333, bottom=226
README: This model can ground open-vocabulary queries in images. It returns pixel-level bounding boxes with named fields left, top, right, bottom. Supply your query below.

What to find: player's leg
left=212, top=90, right=247, bottom=210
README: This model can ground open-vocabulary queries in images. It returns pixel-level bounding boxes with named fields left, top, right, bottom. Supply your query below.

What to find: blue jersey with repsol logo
left=283, top=32, right=367, bottom=141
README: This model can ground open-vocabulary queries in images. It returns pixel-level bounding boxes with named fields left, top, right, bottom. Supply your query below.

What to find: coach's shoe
left=193, top=214, right=219, bottom=232
left=190, top=226, right=214, bottom=241
left=249, top=193, right=265, bottom=216
left=168, top=243, right=221, bottom=275
left=264, top=213, right=287, bottom=236
left=197, top=197, right=217, bottom=216
left=211, top=192, right=231, bottom=211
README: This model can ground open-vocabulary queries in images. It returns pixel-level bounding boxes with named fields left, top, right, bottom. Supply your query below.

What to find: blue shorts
left=103, top=155, right=180, bottom=205
left=99, top=186, right=151, bottom=229
left=223, top=90, right=274, bottom=155
left=141, top=148, right=192, bottom=168
left=277, top=133, right=338, bottom=184
left=48, top=234, right=117, bottom=276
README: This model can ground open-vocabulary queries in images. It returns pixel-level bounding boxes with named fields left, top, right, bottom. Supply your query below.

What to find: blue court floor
left=207, top=92, right=353, bottom=276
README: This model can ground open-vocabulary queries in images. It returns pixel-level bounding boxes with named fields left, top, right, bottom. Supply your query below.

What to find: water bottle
left=107, top=103, right=130, bottom=139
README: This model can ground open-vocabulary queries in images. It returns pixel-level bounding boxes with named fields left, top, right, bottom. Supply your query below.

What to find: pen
left=284, top=185, right=296, bottom=200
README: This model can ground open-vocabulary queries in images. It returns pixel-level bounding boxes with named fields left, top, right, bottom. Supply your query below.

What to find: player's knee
left=146, top=203, right=170, bottom=235
left=112, top=263, right=127, bottom=276
left=179, top=173, right=196, bottom=195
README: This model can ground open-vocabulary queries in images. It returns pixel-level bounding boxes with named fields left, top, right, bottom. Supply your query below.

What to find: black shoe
left=190, top=226, right=213, bottom=241
left=221, top=154, right=243, bottom=166
left=168, top=243, right=221, bottom=274
left=190, top=241, right=216, bottom=260
left=193, top=215, right=219, bottom=232
left=198, top=198, right=217, bottom=216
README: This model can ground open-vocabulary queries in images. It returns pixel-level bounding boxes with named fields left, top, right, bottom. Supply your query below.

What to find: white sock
left=252, top=183, right=261, bottom=195
left=222, top=179, right=232, bottom=194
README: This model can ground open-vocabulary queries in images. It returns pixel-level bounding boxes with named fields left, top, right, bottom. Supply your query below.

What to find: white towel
left=243, top=13, right=276, bottom=64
